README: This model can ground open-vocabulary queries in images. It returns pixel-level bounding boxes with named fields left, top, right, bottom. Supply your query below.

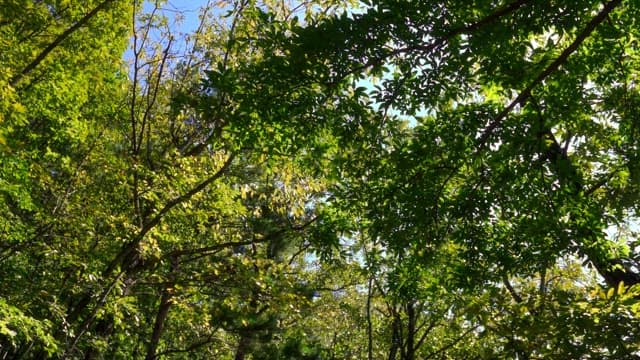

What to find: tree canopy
left=1, top=0, right=640, bottom=359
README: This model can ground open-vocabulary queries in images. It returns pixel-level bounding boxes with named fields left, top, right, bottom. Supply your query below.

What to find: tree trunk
left=234, top=332, right=252, bottom=360
left=388, top=310, right=401, bottom=360
left=145, top=256, right=178, bottom=360
left=405, top=302, right=415, bottom=360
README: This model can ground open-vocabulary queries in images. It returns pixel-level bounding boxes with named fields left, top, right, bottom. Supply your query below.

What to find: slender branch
left=423, top=325, right=480, bottom=359
left=177, top=0, right=211, bottom=85
left=366, top=275, right=374, bottom=360
left=413, top=318, right=438, bottom=353
left=413, top=305, right=450, bottom=351
left=287, top=242, right=312, bottom=266
left=182, top=0, right=250, bottom=157
left=537, top=267, right=547, bottom=313
left=139, top=37, right=173, bottom=155
left=10, top=0, right=117, bottom=87
left=104, top=153, right=235, bottom=276
left=503, top=275, right=524, bottom=303
left=169, top=239, right=260, bottom=259
left=585, top=170, right=619, bottom=196
left=175, top=215, right=318, bottom=263
left=63, top=269, right=127, bottom=359
left=138, top=153, right=235, bottom=243
left=130, top=0, right=140, bottom=154
left=477, top=0, right=623, bottom=146
left=331, top=0, right=533, bottom=83
left=153, top=333, right=218, bottom=358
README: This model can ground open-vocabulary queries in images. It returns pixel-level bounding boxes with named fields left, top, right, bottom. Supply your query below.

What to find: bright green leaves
left=0, top=1, right=133, bottom=358
left=4, top=0, right=640, bottom=358
left=0, top=299, right=58, bottom=357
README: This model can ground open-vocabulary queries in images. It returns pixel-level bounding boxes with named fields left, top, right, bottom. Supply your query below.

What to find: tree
left=270, top=0, right=640, bottom=357
left=4, top=0, right=640, bottom=358
left=1, top=0, right=351, bottom=358
left=0, top=1, right=130, bottom=357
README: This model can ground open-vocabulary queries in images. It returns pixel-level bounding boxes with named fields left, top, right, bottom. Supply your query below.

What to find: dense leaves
left=1, top=0, right=640, bottom=358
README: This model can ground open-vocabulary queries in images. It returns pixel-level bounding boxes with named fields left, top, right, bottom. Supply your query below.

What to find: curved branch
left=104, top=153, right=235, bottom=276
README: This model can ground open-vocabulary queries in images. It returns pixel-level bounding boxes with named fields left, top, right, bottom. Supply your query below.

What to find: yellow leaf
left=12, top=102, right=25, bottom=114
left=607, top=287, right=615, bottom=299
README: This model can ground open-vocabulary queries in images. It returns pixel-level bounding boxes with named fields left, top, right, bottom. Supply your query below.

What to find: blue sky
left=125, top=1, right=212, bottom=63
left=147, top=0, right=210, bottom=31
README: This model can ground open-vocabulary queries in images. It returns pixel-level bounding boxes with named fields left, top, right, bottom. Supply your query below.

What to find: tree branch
left=329, top=0, right=534, bottom=84
left=477, top=0, right=623, bottom=146
left=503, top=275, right=524, bottom=303
left=423, top=325, right=480, bottom=359
left=9, top=0, right=117, bottom=87
left=104, top=153, right=235, bottom=276
left=152, top=333, right=218, bottom=359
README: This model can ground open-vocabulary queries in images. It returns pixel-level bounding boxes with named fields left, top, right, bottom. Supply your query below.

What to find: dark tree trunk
left=146, top=256, right=178, bottom=360
left=234, top=332, right=252, bottom=360
left=405, top=302, right=415, bottom=360
left=540, top=127, right=640, bottom=288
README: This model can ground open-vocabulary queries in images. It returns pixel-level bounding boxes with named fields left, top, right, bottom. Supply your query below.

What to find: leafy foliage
left=2, top=0, right=640, bottom=359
